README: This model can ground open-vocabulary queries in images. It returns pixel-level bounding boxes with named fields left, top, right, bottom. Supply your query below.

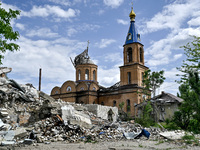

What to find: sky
left=1, top=0, right=200, bottom=96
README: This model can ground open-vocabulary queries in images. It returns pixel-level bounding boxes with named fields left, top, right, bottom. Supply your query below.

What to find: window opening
left=127, top=48, right=132, bottom=62
left=140, top=47, right=143, bottom=63
left=66, top=86, right=71, bottom=92
left=93, top=70, right=96, bottom=81
left=85, top=69, right=89, bottom=80
left=128, top=72, right=131, bottom=84
left=113, top=100, right=116, bottom=107
left=128, top=33, right=132, bottom=40
left=127, top=99, right=130, bottom=112
left=78, top=70, right=81, bottom=80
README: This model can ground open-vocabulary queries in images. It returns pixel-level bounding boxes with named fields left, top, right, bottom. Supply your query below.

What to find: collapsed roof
left=72, top=48, right=94, bottom=67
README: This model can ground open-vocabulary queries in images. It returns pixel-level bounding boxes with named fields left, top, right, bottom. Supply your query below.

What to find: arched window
left=128, top=33, right=132, bottom=40
left=80, top=87, right=84, bottom=91
left=55, top=91, right=58, bottom=94
left=127, top=99, right=131, bottom=112
left=128, top=72, right=131, bottom=84
left=140, top=47, right=143, bottom=63
left=113, top=100, right=116, bottom=107
left=127, top=48, right=132, bottom=62
left=142, top=72, right=144, bottom=83
left=93, top=70, right=96, bottom=81
left=66, top=86, right=71, bottom=92
left=85, top=69, right=89, bottom=80
left=137, top=33, right=141, bottom=41
left=78, top=70, right=81, bottom=80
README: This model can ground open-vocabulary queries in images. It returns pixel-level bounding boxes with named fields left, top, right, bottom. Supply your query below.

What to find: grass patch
left=181, top=134, right=200, bottom=146
left=139, top=144, right=143, bottom=147
left=155, top=140, right=164, bottom=145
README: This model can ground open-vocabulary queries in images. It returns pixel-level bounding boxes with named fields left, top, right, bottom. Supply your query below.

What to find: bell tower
left=120, top=7, right=148, bottom=86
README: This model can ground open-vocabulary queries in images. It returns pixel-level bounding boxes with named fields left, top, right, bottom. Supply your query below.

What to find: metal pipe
left=39, top=68, right=42, bottom=91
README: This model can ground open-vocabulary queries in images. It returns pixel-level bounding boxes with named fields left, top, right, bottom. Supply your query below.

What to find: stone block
left=14, top=128, right=28, bottom=139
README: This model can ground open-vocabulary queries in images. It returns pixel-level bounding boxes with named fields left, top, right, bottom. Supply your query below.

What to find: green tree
left=142, top=69, right=166, bottom=97
left=0, top=2, right=20, bottom=64
left=173, top=72, right=200, bottom=133
left=119, top=102, right=124, bottom=111
left=135, top=101, right=154, bottom=127
left=177, top=36, right=200, bottom=82
left=174, top=36, right=200, bottom=133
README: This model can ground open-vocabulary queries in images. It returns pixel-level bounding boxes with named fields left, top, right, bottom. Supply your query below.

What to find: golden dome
left=129, top=7, right=136, bottom=20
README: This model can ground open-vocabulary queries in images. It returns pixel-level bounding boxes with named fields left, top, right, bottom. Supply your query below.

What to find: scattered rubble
left=159, top=130, right=186, bottom=140
left=0, top=67, right=198, bottom=149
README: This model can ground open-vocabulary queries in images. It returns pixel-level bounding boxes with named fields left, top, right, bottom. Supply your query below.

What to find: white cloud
left=3, top=36, right=86, bottom=93
left=96, top=39, right=116, bottom=48
left=21, top=5, right=80, bottom=20
left=26, top=28, right=59, bottom=38
left=48, top=0, right=83, bottom=6
left=1, top=2, right=19, bottom=11
left=142, top=0, right=200, bottom=34
left=98, top=66, right=120, bottom=87
left=103, top=0, right=124, bottom=8
left=156, top=68, right=182, bottom=96
left=145, top=25, right=200, bottom=67
left=66, top=24, right=100, bottom=37
left=79, top=23, right=100, bottom=31
left=104, top=52, right=122, bottom=63
left=188, top=16, right=200, bottom=26
left=48, top=0, right=71, bottom=6
left=67, top=28, right=78, bottom=37
left=15, top=23, right=25, bottom=30
left=164, top=68, right=181, bottom=80
left=159, top=81, right=179, bottom=96
left=173, top=54, right=182, bottom=61
left=117, top=19, right=128, bottom=25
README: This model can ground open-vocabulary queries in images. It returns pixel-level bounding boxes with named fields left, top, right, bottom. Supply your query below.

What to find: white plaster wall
left=86, top=104, right=118, bottom=122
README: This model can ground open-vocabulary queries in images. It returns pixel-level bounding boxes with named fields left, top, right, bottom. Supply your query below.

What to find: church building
left=51, top=7, right=149, bottom=116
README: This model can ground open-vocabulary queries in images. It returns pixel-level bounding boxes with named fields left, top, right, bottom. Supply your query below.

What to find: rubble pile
left=0, top=69, right=169, bottom=147
left=31, top=117, right=123, bottom=143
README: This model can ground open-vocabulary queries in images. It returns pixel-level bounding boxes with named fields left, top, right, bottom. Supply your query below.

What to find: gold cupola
left=129, top=7, right=136, bottom=21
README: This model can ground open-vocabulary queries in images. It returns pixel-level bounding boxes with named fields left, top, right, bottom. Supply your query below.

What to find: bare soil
left=8, top=140, right=200, bottom=150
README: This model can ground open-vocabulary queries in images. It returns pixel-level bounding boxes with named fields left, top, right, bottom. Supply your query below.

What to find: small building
left=51, top=7, right=149, bottom=117
left=136, top=91, right=183, bottom=122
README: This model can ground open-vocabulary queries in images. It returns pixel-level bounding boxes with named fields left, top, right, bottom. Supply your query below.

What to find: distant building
left=51, top=7, right=149, bottom=117
left=136, top=91, right=183, bottom=122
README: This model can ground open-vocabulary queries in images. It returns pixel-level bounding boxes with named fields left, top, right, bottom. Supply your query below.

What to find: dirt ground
left=3, top=140, right=199, bottom=150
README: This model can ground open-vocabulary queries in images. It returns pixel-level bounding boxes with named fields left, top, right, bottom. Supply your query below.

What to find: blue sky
left=2, top=0, right=200, bottom=96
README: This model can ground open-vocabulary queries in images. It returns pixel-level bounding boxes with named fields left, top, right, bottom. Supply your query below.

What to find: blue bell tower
left=125, top=7, right=142, bottom=45
left=120, top=7, right=148, bottom=87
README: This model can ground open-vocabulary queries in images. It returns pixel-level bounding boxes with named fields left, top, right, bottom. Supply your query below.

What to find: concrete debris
left=0, top=67, right=12, bottom=78
left=0, top=72, right=185, bottom=147
left=159, top=130, right=185, bottom=140
left=123, top=131, right=141, bottom=140
left=86, top=104, right=118, bottom=122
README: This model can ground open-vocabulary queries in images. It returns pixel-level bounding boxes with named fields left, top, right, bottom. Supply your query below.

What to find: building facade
left=51, top=7, right=149, bottom=116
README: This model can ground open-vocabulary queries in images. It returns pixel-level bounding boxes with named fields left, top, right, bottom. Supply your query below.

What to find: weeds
left=181, top=134, right=200, bottom=146
left=155, top=140, right=164, bottom=145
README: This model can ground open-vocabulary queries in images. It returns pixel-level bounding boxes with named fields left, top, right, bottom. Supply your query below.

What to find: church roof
left=72, top=47, right=95, bottom=67
left=125, top=7, right=143, bottom=46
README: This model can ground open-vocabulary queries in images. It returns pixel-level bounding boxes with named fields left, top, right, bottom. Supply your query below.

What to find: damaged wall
left=86, top=104, right=118, bottom=122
